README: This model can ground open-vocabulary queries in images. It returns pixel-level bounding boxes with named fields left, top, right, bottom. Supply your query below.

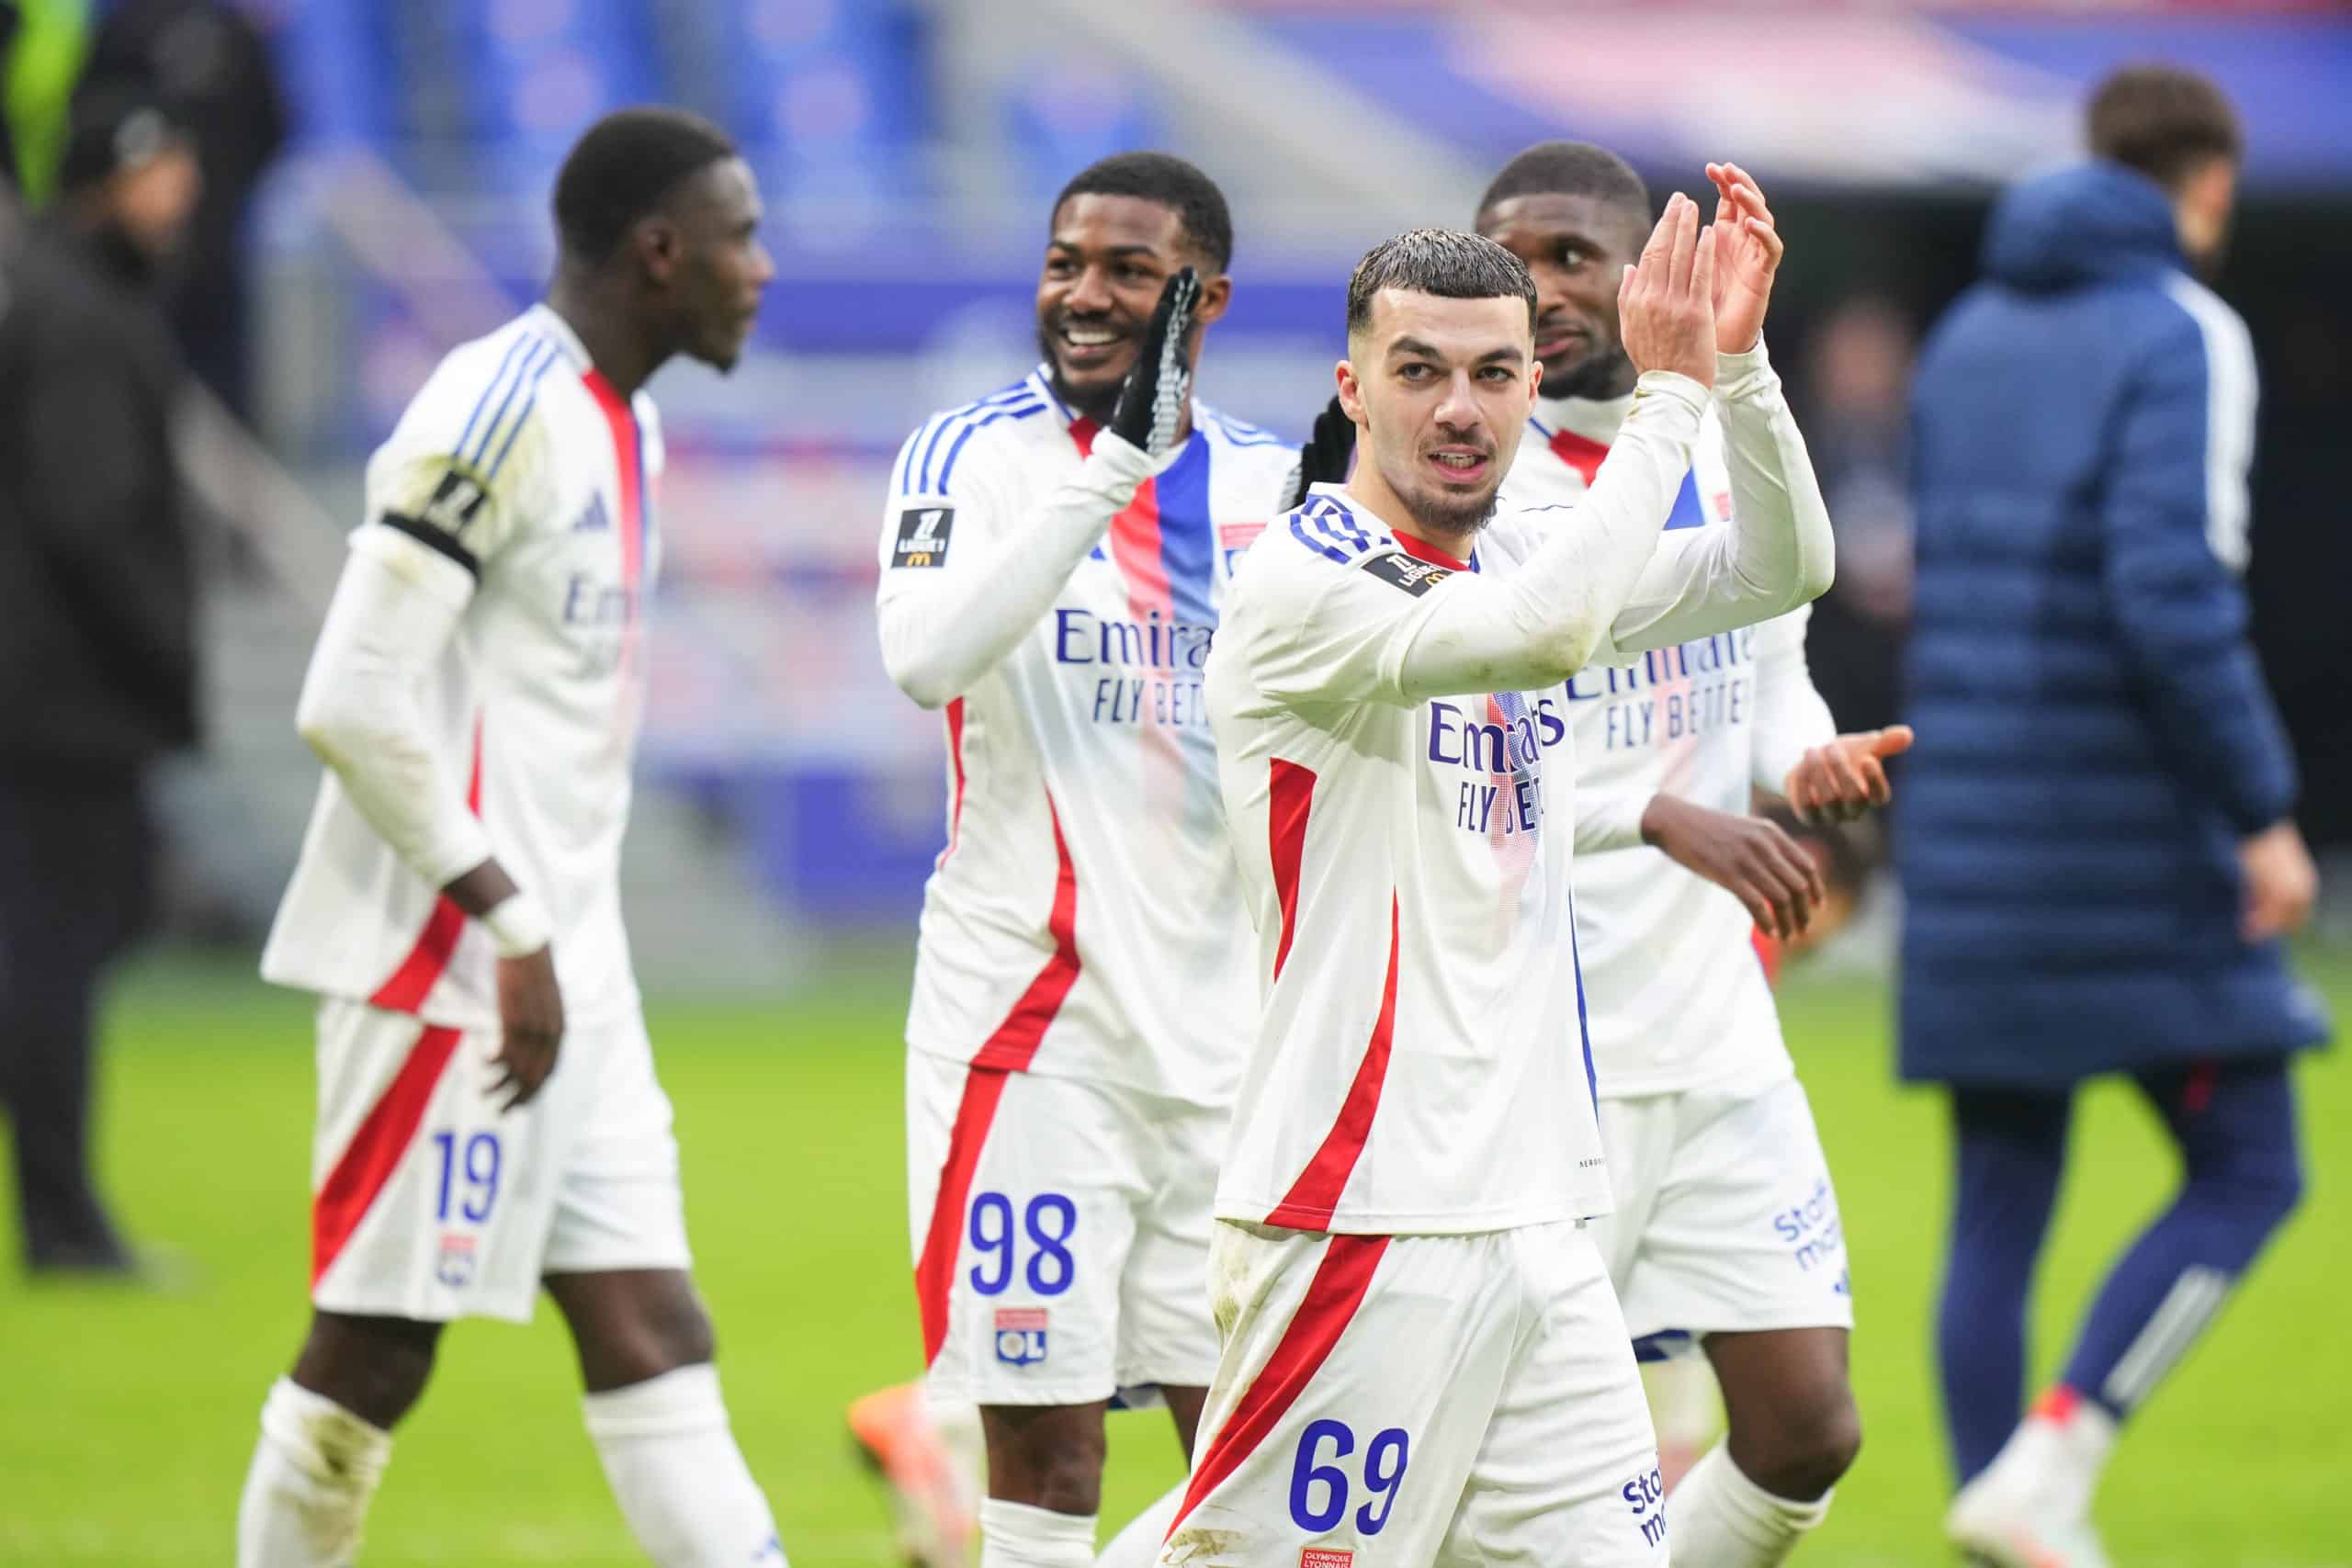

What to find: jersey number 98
left=967, top=1190, right=1077, bottom=1297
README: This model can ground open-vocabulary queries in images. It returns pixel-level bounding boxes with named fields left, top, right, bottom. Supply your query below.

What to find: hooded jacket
left=1897, top=161, right=2327, bottom=1085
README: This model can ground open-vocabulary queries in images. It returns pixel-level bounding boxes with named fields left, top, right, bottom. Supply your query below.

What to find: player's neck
left=544, top=278, right=662, bottom=399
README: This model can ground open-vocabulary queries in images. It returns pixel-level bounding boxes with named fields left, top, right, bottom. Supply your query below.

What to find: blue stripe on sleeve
left=1288, top=513, right=1356, bottom=568
left=452, top=333, right=533, bottom=465
left=481, top=351, right=561, bottom=480
left=463, top=337, right=556, bottom=470
left=934, top=403, right=1045, bottom=491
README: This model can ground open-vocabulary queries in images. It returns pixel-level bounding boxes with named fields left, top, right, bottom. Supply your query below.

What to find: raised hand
left=1617, top=192, right=1718, bottom=389
left=1284, top=395, right=1357, bottom=511
left=1109, top=265, right=1201, bottom=457
left=1703, top=161, right=1783, bottom=354
left=1784, top=725, right=1914, bottom=825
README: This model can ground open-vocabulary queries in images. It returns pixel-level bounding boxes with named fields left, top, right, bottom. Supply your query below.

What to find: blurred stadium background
left=3, top=1, right=2347, bottom=1563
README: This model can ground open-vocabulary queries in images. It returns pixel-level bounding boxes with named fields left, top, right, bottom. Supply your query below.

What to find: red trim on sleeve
left=1167, top=1234, right=1391, bottom=1540
left=311, top=1023, right=464, bottom=1287
left=938, top=698, right=969, bottom=866
left=1264, top=896, right=1400, bottom=1231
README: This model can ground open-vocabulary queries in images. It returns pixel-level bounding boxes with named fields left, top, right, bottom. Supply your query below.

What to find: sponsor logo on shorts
left=1622, top=1464, right=1668, bottom=1547
left=435, top=1232, right=478, bottom=1288
left=994, top=1306, right=1048, bottom=1366
left=1772, top=1176, right=1845, bottom=1278
left=1300, top=1551, right=1353, bottom=1568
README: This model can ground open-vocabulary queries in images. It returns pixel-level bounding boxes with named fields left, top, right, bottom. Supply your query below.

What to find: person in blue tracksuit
left=1901, top=65, right=2328, bottom=1568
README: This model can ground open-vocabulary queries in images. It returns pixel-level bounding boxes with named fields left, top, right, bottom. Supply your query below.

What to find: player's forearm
left=878, top=436, right=1155, bottom=708
left=1603, top=344, right=1834, bottom=656
left=294, top=534, right=495, bottom=893
left=1713, top=341, right=1835, bottom=608
left=1393, top=373, right=1704, bottom=698
left=1576, top=788, right=1653, bottom=853
left=1747, top=621, right=1839, bottom=794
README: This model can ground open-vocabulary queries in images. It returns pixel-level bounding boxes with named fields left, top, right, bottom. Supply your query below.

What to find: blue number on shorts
left=967, top=1191, right=1078, bottom=1298
left=1288, top=1418, right=1353, bottom=1532
left=460, top=1132, right=502, bottom=1222
left=967, top=1191, right=1015, bottom=1294
left=431, top=1131, right=502, bottom=1224
left=1023, top=1194, right=1077, bottom=1295
left=1287, top=1420, right=1411, bottom=1537
left=1358, top=1427, right=1409, bottom=1534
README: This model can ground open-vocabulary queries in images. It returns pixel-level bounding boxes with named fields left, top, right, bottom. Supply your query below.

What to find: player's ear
left=1335, top=357, right=1365, bottom=426
left=634, top=216, right=682, bottom=287
left=1192, top=273, right=1233, bottom=329
left=1527, top=355, right=1544, bottom=405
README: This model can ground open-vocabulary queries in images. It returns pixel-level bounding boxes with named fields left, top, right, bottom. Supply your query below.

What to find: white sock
left=236, top=1378, right=393, bottom=1568
left=582, top=1364, right=787, bottom=1566
left=1093, top=1482, right=1182, bottom=1568
left=1668, top=1442, right=1832, bottom=1568
left=978, top=1496, right=1095, bottom=1568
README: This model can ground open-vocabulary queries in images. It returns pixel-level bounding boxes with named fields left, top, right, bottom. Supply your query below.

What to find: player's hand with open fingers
left=1109, top=265, right=1202, bottom=458
left=1618, top=191, right=1718, bottom=389
left=1785, top=725, right=1914, bottom=825
left=1703, top=161, right=1783, bottom=353
left=491, top=946, right=564, bottom=1111
left=1283, top=395, right=1358, bottom=511
left=1641, top=795, right=1825, bottom=941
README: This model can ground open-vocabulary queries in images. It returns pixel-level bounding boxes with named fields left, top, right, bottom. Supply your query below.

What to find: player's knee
left=1734, top=1389, right=1861, bottom=1502
left=293, top=1314, right=439, bottom=1430
left=2191, top=1135, right=2304, bottom=1240
left=986, top=1407, right=1107, bottom=1515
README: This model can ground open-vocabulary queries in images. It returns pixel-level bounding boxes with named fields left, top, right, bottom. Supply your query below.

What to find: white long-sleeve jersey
left=262, top=305, right=662, bottom=1028
left=1206, top=350, right=1834, bottom=1235
left=1503, top=362, right=1838, bottom=1098
left=876, top=367, right=1300, bottom=1109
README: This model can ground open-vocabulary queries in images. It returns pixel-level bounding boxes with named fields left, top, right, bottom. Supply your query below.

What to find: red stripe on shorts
left=914, top=794, right=1082, bottom=1364
left=1167, top=1233, right=1391, bottom=1540
left=369, top=717, right=485, bottom=1013
left=1267, top=759, right=1317, bottom=983
left=1264, top=896, right=1399, bottom=1230
left=311, top=1023, right=465, bottom=1287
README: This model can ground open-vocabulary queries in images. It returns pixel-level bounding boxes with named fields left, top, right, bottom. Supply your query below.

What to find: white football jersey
left=880, top=367, right=1299, bottom=1108
left=263, top=305, right=662, bottom=1028
left=1205, top=489, right=1614, bottom=1235
left=1505, top=392, right=1836, bottom=1097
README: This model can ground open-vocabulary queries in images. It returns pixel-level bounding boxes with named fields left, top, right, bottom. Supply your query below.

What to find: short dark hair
left=553, top=107, right=739, bottom=265
left=1346, top=229, right=1537, bottom=337
left=1476, top=140, right=1650, bottom=225
left=2087, top=65, right=2242, bottom=192
left=1051, top=152, right=1234, bottom=274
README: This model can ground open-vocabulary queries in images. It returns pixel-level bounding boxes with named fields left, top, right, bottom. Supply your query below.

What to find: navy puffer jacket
left=1897, top=162, right=2329, bottom=1086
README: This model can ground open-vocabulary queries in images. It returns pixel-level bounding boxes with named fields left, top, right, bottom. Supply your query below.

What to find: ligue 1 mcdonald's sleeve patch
left=892, top=503, right=956, bottom=569
left=1360, top=549, right=1453, bottom=597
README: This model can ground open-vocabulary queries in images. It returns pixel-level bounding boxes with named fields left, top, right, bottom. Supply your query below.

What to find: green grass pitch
left=3, top=949, right=2346, bottom=1565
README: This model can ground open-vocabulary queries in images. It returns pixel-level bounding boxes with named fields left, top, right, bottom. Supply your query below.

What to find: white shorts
left=1160, top=1220, right=1668, bottom=1567
left=309, top=997, right=690, bottom=1324
left=1591, top=1075, right=1852, bottom=1358
left=907, top=1050, right=1224, bottom=1405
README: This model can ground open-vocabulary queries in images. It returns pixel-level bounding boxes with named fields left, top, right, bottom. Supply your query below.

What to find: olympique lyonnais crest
left=1300, top=1549, right=1354, bottom=1567
left=993, top=1306, right=1048, bottom=1365
left=435, top=1232, right=478, bottom=1288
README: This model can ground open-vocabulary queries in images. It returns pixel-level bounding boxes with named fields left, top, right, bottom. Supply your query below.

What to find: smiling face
left=1477, top=189, right=1645, bottom=402
left=1338, top=288, right=1539, bottom=544
left=1035, top=193, right=1230, bottom=423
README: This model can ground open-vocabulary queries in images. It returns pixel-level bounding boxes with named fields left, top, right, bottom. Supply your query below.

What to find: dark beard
left=1542, top=344, right=1635, bottom=403
left=1036, top=324, right=1123, bottom=425
left=1399, top=485, right=1499, bottom=545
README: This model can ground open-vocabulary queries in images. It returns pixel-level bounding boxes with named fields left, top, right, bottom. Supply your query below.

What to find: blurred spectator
left=0, top=85, right=201, bottom=1277
left=1799, top=296, right=1914, bottom=737
left=1901, top=65, right=2327, bottom=1564
left=79, top=0, right=287, bottom=420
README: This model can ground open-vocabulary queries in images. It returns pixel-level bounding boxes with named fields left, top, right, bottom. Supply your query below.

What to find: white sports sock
left=978, top=1496, right=1096, bottom=1568
left=236, top=1378, right=393, bottom=1568
left=582, top=1364, right=787, bottom=1566
left=1668, top=1442, right=1832, bottom=1568
left=1093, top=1482, right=1182, bottom=1567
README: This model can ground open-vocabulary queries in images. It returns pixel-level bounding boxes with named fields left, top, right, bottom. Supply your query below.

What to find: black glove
left=1107, top=266, right=1200, bottom=457
left=1283, top=396, right=1358, bottom=510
